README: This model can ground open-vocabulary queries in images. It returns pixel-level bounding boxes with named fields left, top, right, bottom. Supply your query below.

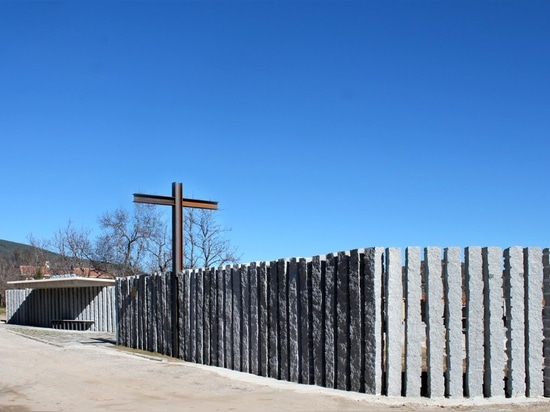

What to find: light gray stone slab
left=543, top=249, right=550, bottom=397
left=504, top=247, right=526, bottom=397
left=465, top=247, right=484, bottom=397
left=425, top=247, right=444, bottom=398
left=524, top=247, right=544, bottom=397
left=386, top=248, right=403, bottom=397
left=483, top=247, right=505, bottom=398
left=444, top=247, right=463, bottom=398
left=405, top=247, right=422, bottom=397
left=196, top=269, right=204, bottom=363
left=364, top=247, right=384, bottom=395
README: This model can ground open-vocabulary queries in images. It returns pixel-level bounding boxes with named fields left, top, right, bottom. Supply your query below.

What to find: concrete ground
left=1, top=323, right=550, bottom=411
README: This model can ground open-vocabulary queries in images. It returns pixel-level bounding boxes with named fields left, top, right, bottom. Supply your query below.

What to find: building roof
left=7, top=276, right=115, bottom=290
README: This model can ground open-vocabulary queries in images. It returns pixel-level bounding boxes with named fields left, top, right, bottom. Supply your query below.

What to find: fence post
left=386, top=247, right=403, bottom=397
left=483, top=247, right=505, bottom=398
left=504, top=247, right=526, bottom=397
left=524, top=247, right=544, bottom=397
left=444, top=247, right=463, bottom=398
left=543, top=248, right=550, bottom=397
left=363, top=247, right=384, bottom=395
left=465, top=246, right=484, bottom=397
left=405, top=247, right=422, bottom=397
left=425, top=247, right=444, bottom=397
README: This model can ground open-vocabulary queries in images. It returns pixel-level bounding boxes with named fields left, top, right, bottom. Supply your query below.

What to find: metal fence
left=117, top=246, right=550, bottom=399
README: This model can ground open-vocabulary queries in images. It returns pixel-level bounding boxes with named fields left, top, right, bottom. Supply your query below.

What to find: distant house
left=19, top=263, right=112, bottom=280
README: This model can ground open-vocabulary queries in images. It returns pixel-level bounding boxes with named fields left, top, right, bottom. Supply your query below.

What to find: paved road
left=1, top=323, right=549, bottom=412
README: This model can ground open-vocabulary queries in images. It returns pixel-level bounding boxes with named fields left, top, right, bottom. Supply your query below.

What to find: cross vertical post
left=133, top=182, right=218, bottom=358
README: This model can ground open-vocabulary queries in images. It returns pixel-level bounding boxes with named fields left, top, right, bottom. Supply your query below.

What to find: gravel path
left=1, top=323, right=550, bottom=412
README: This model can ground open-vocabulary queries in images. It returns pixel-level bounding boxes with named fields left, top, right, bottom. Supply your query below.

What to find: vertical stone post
left=249, top=262, right=259, bottom=375
left=543, top=248, right=550, bottom=397
left=258, top=261, right=269, bottom=377
left=524, top=247, right=544, bottom=397
left=465, top=246, right=484, bottom=397
left=324, top=253, right=336, bottom=388
left=268, top=260, right=279, bottom=379
left=444, top=247, right=463, bottom=398
left=232, top=265, right=242, bottom=371
left=336, top=251, right=350, bottom=391
left=385, top=247, right=403, bottom=397
left=311, top=255, right=325, bottom=386
left=278, top=258, right=289, bottom=381
left=504, top=247, right=526, bottom=397
left=298, top=258, right=311, bottom=385
left=483, top=247, right=505, bottom=398
left=349, top=249, right=363, bottom=393
left=241, top=264, right=250, bottom=373
left=405, top=247, right=422, bottom=397
left=288, top=258, right=300, bottom=383
left=425, top=246, right=445, bottom=397
left=223, top=266, right=233, bottom=369
left=216, top=267, right=225, bottom=367
left=363, top=247, right=384, bottom=395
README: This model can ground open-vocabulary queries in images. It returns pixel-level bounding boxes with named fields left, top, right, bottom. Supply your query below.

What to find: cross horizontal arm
left=133, top=193, right=218, bottom=210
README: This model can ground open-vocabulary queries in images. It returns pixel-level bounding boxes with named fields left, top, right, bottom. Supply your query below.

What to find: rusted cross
left=133, top=182, right=218, bottom=358
left=133, top=182, right=218, bottom=275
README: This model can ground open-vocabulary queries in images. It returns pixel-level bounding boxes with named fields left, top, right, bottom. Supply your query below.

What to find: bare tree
left=95, top=204, right=165, bottom=276
left=184, top=208, right=239, bottom=269
left=46, top=221, right=94, bottom=276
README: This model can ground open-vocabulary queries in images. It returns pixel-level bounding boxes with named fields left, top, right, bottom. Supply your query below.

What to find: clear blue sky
left=1, top=0, right=549, bottom=263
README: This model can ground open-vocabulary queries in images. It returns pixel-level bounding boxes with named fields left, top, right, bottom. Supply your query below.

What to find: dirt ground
left=1, top=324, right=550, bottom=411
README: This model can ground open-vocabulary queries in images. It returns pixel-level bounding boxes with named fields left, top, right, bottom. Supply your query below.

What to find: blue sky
left=1, top=0, right=549, bottom=263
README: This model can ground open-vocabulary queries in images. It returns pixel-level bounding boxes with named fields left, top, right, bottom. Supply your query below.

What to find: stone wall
left=6, top=286, right=116, bottom=332
left=117, top=246, right=550, bottom=399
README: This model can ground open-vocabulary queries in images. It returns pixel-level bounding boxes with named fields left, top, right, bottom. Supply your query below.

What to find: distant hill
left=0, top=239, right=56, bottom=260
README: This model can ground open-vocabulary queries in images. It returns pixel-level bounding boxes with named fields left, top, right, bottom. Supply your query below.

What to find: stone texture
left=258, top=262, right=268, bottom=377
left=216, top=268, right=225, bottom=367
left=465, top=247, right=484, bottom=397
left=425, top=247, right=444, bottom=398
left=232, top=265, right=242, bottom=371
left=524, top=247, right=544, bottom=397
left=336, top=251, right=350, bottom=391
left=241, top=264, right=250, bottom=373
left=324, top=253, right=336, bottom=389
left=543, top=249, right=550, bottom=397
left=444, top=247, right=463, bottom=398
left=195, top=269, right=204, bottom=364
left=504, top=247, right=526, bottom=397
left=483, top=247, right=505, bottom=398
left=311, top=255, right=324, bottom=386
left=223, top=266, right=233, bottom=369
left=385, top=248, right=403, bottom=397
left=288, top=258, right=299, bottom=383
left=349, top=249, right=362, bottom=393
left=405, top=247, right=422, bottom=397
left=298, top=258, right=311, bottom=385
left=278, top=259, right=289, bottom=381
left=268, top=260, right=279, bottom=379
left=249, top=262, right=259, bottom=375
left=363, top=247, right=383, bottom=395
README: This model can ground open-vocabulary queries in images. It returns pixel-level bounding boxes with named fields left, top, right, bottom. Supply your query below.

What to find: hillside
left=0, top=239, right=56, bottom=260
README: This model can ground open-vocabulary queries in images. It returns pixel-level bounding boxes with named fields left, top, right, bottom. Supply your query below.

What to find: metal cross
left=133, top=182, right=218, bottom=358
left=133, top=182, right=218, bottom=275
